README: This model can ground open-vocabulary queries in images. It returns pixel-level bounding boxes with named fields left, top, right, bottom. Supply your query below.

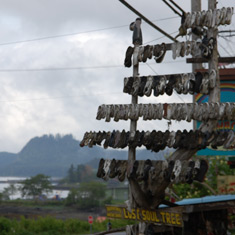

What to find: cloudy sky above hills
left=0, top=0, right=234, bottom=152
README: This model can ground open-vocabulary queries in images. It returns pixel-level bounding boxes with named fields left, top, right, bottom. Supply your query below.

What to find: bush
left=65, top=181, right=108, bottom=209
left=0, top=217, right=12, bottom=234
left=0, top=216, right=135, bottom=234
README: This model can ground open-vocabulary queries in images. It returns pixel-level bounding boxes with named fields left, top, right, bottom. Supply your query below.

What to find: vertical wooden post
left=198, top=0, right=220, bottom=132
left=128, top=46, right=139, bottom=161
left=191, top=0, right=202, bottom=131
left=127, top=46, right=139, bottom=208
left=191, top=0, right=202, bottom=65
left=208, top=0, right=220, bottom=103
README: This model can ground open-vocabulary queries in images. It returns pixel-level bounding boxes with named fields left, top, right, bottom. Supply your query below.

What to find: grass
left=0, top=216, right=135, bottom=234
left=1, top=199, right=66, bottom=211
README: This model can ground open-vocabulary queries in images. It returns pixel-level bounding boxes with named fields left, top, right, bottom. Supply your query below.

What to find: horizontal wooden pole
left=187, top=57, right=235, bottom=63
left=195, top=68, right=235, bottom=81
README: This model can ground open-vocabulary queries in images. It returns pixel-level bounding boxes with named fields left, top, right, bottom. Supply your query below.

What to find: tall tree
left=75, top=164, right=85, bottom=182
left=20, top=174, right=52, bottom=199
left=68, top=164, right=76, bottom=183
left=2, top=183, right=18, bottom=200
left=66, top=181, right=107, bottom=208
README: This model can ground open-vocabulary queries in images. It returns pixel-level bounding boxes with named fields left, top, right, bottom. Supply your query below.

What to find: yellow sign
left=106, top=205, right=183, bottom=227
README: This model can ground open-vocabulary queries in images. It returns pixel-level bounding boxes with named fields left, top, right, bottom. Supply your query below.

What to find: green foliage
left=103, top=196, right=113, bottom=205
left=0, top=193, right=3, bottom=202
left=20, top=174, right=52, bottom=199
left=0, top=216, right=135, bottom=234
left=77, top=181, right=106, bottom=208
left=0, top=217, right=13, bottom=234
left=2, top=183, right=18, bottom=200
left=65, top=181, right=107, bottom=208
left=67, top=164, right=76, bottom=183
left=206, top=156, right=235, bottom=191
left=65, top=188, right=79, bottom=206
left=173, top=182, right=213, bottom=199
left=173, top=156, right=235, bottom=199
left=65, top=164, right=95, bottom=183
left=0, top=192, right=9, bottom=201
left=76, top=164, right=91, bottom=182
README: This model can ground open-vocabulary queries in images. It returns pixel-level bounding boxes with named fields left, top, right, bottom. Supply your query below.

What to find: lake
left=0, top=176, right=69, bottom=199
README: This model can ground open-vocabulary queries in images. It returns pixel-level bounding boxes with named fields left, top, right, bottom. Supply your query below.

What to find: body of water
left=0, top=176, right=69, bottom=199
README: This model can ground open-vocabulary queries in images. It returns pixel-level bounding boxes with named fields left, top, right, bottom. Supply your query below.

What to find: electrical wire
left=0, top=16, right=178, bottom=47
left=0, top=65, right=122, bottom=72
left=145, top=62, right=186, bottom=104
left=152, top=16, right=179, bottom=22
left=0, top=91, right=123, bottom=103
left=0, top=29, right=182, bottom=73
left=218, top=41, right=233, bottom=57
left=0, top=25, right=129, bottom=46
left=144, top=30, right=178, bottom=45
left=220, top=34, right=235, bottom=37
left=0, top=59, right=188, bottom=104
left=219, top=36, right=235, bottom=56
left=0, top=60, right=185, bottom=73
left=0, top=19, right=181, bottom=73
left=145, top=62, right=159, bottom=75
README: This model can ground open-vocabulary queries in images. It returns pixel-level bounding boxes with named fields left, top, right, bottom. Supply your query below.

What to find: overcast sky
left=0, top=0, right=234, bottom=152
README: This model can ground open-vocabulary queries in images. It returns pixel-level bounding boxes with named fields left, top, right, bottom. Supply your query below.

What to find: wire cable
left=0, top=60, right=185, bottom=73
left=219, top=36, right=235, bottom=56
left=145, top=62, right=159, bottom=75
left=0, top=25, right=128, bottom=46
left=0, top=16, right=178, bottom=47
left=218, top=41, right=233, bottom=57
left=144, top=30, right=178, bottom=45
left=0, top=91, right=123, bottom=103
left=145, top=62, right=186, bottom=103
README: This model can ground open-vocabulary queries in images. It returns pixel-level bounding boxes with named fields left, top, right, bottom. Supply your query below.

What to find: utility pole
left=191, top=0, right=202, bottom=72
left=208, top=0, right=220, bottom=103
left=200, top=0, right=220, bottom=133
left=191, top=0, right=202, bottom=131
left=128, top=47, right=139, bottom=161
left=127, top=19, right=141, bottom=211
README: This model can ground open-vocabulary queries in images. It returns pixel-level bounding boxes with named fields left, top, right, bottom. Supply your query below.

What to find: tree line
left=64, top=164, right=95, bottom=183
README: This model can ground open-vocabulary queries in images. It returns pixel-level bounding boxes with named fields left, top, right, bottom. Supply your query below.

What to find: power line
left=0, top=92, right=123, bottom=103
left=152, top=16, right=179, bottom=22
left=0, top=60, right=185, bottom=73
left=0, top=29, right=183, bottom=73
left=219, top=36, right=235, bottom=56
left=145, top=62, right=159, bottom=74
left=0, top=16, right=178, bottom=47
left=145, top=63, right=186, bottom=104
left=219, top=34, right=235, bottom=38
left=0, top=65, right=122, bottom=72
left=119, top=0, right=178, bottom=42
left=0, top=25, right=128, bottom=46
left=144, top=30, right=178, bottom=45
left=218, top=41, right=233, bottom=57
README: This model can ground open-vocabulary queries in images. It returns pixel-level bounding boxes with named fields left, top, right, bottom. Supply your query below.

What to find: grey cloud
left=0, top=0, right=234, bottom=152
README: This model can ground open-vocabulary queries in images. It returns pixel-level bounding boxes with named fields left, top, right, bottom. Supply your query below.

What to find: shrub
left=0, top=216, right=136, bottom=234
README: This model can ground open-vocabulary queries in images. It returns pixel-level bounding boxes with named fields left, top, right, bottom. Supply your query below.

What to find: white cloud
left=0, top=0, right=234, bottom=152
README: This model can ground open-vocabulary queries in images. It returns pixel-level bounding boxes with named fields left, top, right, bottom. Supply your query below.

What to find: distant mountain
left=0, top=152, right=19, bottom=166
left=0, top=134, right=171, bottom=177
